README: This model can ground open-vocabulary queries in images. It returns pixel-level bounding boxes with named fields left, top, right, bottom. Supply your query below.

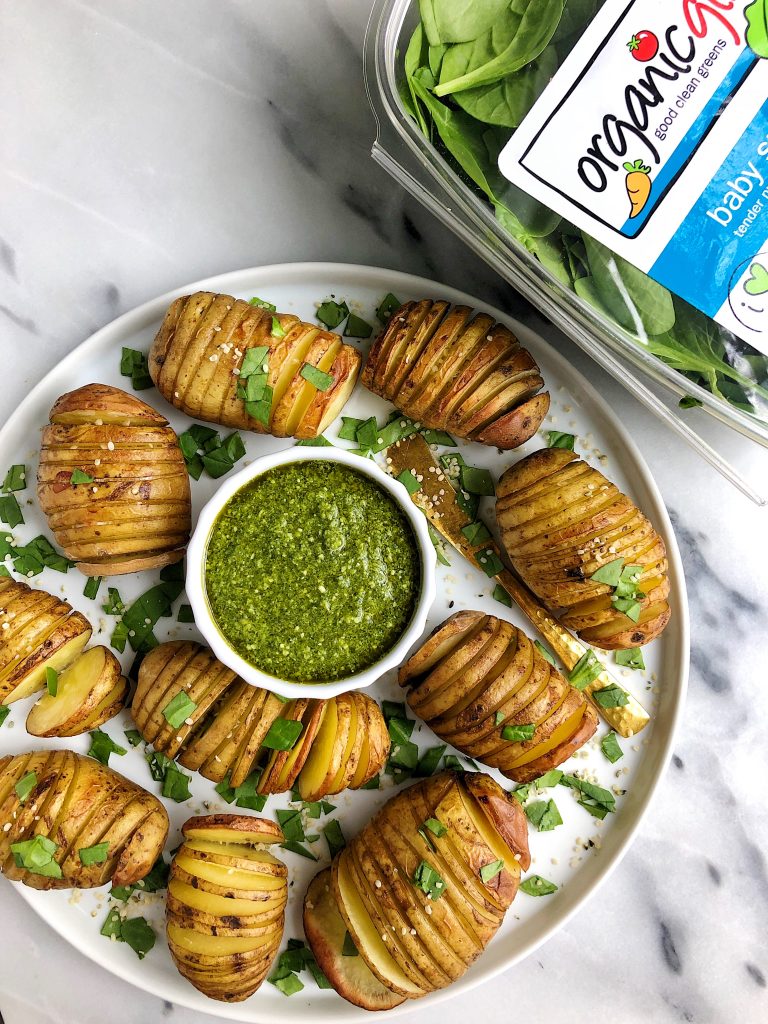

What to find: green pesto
left=205, top=461, right=420, bottom=682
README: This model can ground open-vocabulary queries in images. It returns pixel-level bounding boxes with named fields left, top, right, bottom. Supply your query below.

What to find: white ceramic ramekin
left=185, top=445, right=436, bottom=700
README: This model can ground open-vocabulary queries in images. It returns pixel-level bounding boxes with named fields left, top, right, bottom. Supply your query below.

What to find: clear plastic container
left=364, top=0, right=768, bottom=501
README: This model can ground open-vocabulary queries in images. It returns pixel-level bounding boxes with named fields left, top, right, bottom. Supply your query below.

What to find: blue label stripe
left=619, top=47, right=758, bottom=238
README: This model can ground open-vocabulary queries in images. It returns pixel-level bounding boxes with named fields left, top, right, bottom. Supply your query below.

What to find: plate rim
left=3, top=260, right=690, bottom=1021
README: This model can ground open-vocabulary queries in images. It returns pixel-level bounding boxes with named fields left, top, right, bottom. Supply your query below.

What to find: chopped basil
left=376, top=292, right=401, bottom=322
left=11, top=835, right=62, bottom=878
left=177, top=603, right=194, bottom=623
left=461, top=521, right=492, bottom=546
left=420, top=428, right=456, bottom=446
left=88, top=729, right=127, bottom=766
left=101, top=908, right=156, bottom=959
left=45, top=666, right=58, bottom=697
left=344, top=313, right=373, bottom=338
left=494, top=711, right=505, bottom=726
left=396, top=468, right=420, bottom=495
left=534, top=640, right=556, bottom=666
left=414, top=744, right=446, bottom=777
left=423, top=818, right=447, bottom=838
left=338, top=416, right=365, bottom=441
left=70, top=468, right=94, bottom=485
left=411, top=860, right=445, bottom=900
left=382, top=700, right=406, bottom=721
left=520, top=874, right=558, bottom=896
left=269, top=967, right=305, bottom=996
left=145, top=749, right=172, bottom=783
left=249, top=296, right=276, bottom=311
left=0, top=494, right=23, bottom=528
left=240, top=346, right=270, bottom=377
left=120, top=348, right=153, bottom=390
left=601, top=732, right=624, bottom=763
left=299, top=363, right=334, bottom=391
left=79, top=841, right=110, bottom=866
left=280, top=840, right=318, bottom=861
left=615, top=648, right=645, bottom=670
left=590, top=558, right=625, bottom=587
left=535, top=770, right=563, bottom=789
left=501, top=723, right=535, bottom=742
left=459, top=465, right=495, bottom=496
left=360, top=774, right=380, bottom=789
left=568, top=649, right=602, bottom=690
left=342, top=931, right=358, bottom=957
left=161, top=762, right=193, bottom=802
left=355, top=417, right=379, bottom=449
left=262, top=718, right=303, bottom=751
left=246, top=385, right=273, bottom=428
left=560, top=774, right=616, bottom=816
left=492, top=583, right=512, bottom=607
left=295, top=436, right=333, bottom=447
left=117, top=575, right=184, bottom=653
left=103, top=587, right=125, bottom=616
left=162, top=692, right=197, bottom=729
left=388, top=716, right=415, bottom=743
left=592, top=684, right=630, bottom=708
left=0, top=707, right=10, bottom=728
left=271, top=315, right=287, bottom=338
left=322, top=819, right=346, bottom=858
left=124, top=729, right=143, bottom=747
left=547, top=431, right=575, bottom=450
left=477, top=547, right=504, bottom=577
left=428, top=523, right=451, bottom=566
left=2, top=465, right=26, bottom=492
left=275, top=939, right=332, bottom=990
left=8, top=534, right=73, bottom=576
left=480, top=859, right=504, bottom=883
left=317, top=299, right=349, bottom=329
left=15, top=771, right=37, bottom=803
left=512, top=783, right=533, bottom=803
left=612, top=596, right=642, bottom=622
left=525, top=799, right=563, bottom=831
left=82, top=575, right=101, bottom=600
left=178, top=424, right=246, bottom=480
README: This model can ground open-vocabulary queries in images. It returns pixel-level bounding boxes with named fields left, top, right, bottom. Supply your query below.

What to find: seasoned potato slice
left=26, top=645, right=125, bottom=737
left=362, top=299, right=549, bottom=448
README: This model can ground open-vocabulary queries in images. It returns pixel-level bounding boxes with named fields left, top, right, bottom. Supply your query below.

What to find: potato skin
left=362, top=299, right=549, bottom=449
left=149, top=292, right=361, bottom=438
left=399, top=611, right=597, bottom=782
left=131, top=641, right=389, bottom=795
left=305, top=771, right=529, bottom=1006
left=166, top=813, right=286, bottom=1002
left=37, top=383, right=191, bottom=576
left=0, top=750, right=168, bottom=889
left=496, top=449, right=671, bottom=649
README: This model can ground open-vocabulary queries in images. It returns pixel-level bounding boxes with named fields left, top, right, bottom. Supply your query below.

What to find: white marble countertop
left=1, top=2, right=767, bottom=1023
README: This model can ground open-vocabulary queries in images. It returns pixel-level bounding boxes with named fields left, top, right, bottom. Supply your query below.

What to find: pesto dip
left=205, top=460, right=420, bottom=682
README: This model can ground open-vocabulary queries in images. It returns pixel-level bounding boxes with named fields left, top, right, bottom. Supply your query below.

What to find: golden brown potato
left=0, top=578, right=92, bottom=706
left=497, top=449, right=671, bottom=649
left=166, top=814, right=287, bottom=1002
left=362, top=300, right=549, bottom=448
left=37, top=384, right=191, bottom=576
left=131, top=641, right=389, bottom=795
left=148, top=292, right=361, bottom=438
left=26, top=645, right=127, bottom=737
left=400, top=611, right=598, bottom=784
left=0, top=749, right=168, bottom=889
left=304, top=771, right=529, bottom=1009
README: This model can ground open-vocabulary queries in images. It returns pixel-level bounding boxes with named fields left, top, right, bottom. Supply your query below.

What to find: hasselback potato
left=166, top=815, right=287, bottom=1002
left=131, top=641, right=389, bottom=796
left=399, top=611, right=598, bottom=783
left=497, top=449, right=671, bottom=649
left=0, top=578, right=92, bottom=705
left=37, top=384, right=191, bottom=576
left=304, top=771, right=530, bottom=1010
left=0, top=749, right=168, bottom=889
left=149, top=291, right=361, bottom=438
left=362, top=299, right=549, bottom=448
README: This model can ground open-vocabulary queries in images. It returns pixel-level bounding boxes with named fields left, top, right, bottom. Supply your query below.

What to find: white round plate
left=0, top=263, right=688, bottom=1021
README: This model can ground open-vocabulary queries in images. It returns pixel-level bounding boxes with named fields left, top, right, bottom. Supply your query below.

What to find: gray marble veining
left=1, top=2, right=767, bottom=1023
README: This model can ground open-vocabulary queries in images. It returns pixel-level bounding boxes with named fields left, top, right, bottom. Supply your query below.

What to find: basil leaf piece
left=525, top=798, right=563, bottom=831
left=317, top=299, right=349, bottom=329
left=82, top=575, right=101, bottom=600
left=535, top=769, right=563, bottom=789
left=240, top=345, right=270, bottom=377
left=461, top=520, right=492, bottom=545
left=376, top=292, right=401, bottom=322
left=397, top=468, right=421, bottom=494
left=492, top=583, right=512, bottom=607
left=162, top=692, right=197, bottom=729
left=414, top=744, right=446, bottom=777
left=269, top=968, right=305, bottom=996
left=424, top=817, right=447, bottom=838
left=477, top=547, right=504, bottom=577
left=343, top=313, right=373, bottom=338
left=382, top=701, right=407, bottom=721
left=590, top=558, right=625, bottom=587
left=15, top=771, right=37, bottom=803
left=234, top=771, right=266, bottom=811
left=520, top=874, right=558, bottom=896
left=568, top=649, right=602, bottom=690
left=161, top=762, right=193, bottom=803
left=88, top=729, right=127, bottom=766
left=100, top=907, right=123, bottom=937
left=459, top=465, right=495, bottom=495
left=501, top=723, right=535, bottom=742
left=280, top=841, right=319, bottom=861
left=480, top=859, right=504, bottom=882
left=512, top=783, right=532, bottom=803
left=124, top=729, right=143, bottom=747
left=388, top=716, right=415, bottom=743
left=338, top=416, right=365, bottom=441
left=428, top=523, right=451, bottom=566
left=299, top=363, right=334, bottom=391
left=560, top=774, right=616, bottom=815
left=214, top=776, right=236, bottom=804
left=411, top=860, right=446, bottom=900
left=615, top=648, right=645, bottom=670
left=295, top=436, right=333, bottom=447
left=270, top=315, right=287, bottom=338
left=45, top=666, right=58, bottom=696
left=360, top=774, right=380, bottom=789
left=276, top=808, right=306, bottom=843
left=0, top=706, right=10, bottom=728
left=120, top=917, right=156, bottom=959
left=534, top=640, right=556, bottom=665
left=119, top=348, right=153, bottom=390
left=177, top=604, right=194, bottom=623
left=2, top=465, right=26, bottom=491
left=70, top=469, right=93, bottom=485
left=262, top=719, right=303, bottom=751
left=342, top=931, right=358, bottom=957
left=547, top=430, right=575, bottom=450
left=103, top=587, right=125, bottom=616
left=592, top=684, right=630, bottom=708
left=11, top=835, right=62, bottom=878
left=322, top=819, right=346, bottom=858
left=79, top=841, right=110, bottom=866
left=601, top=731, right=624, bottom=763
left=246, top=384, right=273, bottom=428
left=420, top=428, right=456, bottom=446
left=0, top=493, right=23, bottom=528
left=611, top=596, right=642, bottom=622
left=494, top=711, right=505, bottom=726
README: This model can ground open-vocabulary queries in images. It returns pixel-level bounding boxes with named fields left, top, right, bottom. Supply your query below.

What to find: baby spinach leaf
left=582, top=234, right=676, bottom=336
left=454, top=45, right=558, bottom=127
left=419, top=0, right=510, bottom=46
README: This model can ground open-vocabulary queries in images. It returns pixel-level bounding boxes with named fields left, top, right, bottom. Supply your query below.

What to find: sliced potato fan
left=0, top=578, right=92, bottom=706
left=304, top=771, right=530, bottom=1009
left=37, top=383, right=191, bottom=576
left=399, top=611, right=598, bottom=784
left=166, top=814, right=287, bottom=1002
left=130, top=641, right=389, bottom=796
left=148, top=292, right=361, bottom=439
left=496, top=448, right=671, bottom=649
left=362, top=299, right=549, bottom=449
left=0, top=749, right=168, bottom=890
left=26, top=645, right=127, bottom=738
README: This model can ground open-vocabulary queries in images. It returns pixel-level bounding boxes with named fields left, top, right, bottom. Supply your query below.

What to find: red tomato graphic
left=627, top=31, right=659, bottom=61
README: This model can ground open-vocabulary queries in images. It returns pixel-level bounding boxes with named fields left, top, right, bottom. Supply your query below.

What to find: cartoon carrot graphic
left=624, top=159, right=652, bottom=218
